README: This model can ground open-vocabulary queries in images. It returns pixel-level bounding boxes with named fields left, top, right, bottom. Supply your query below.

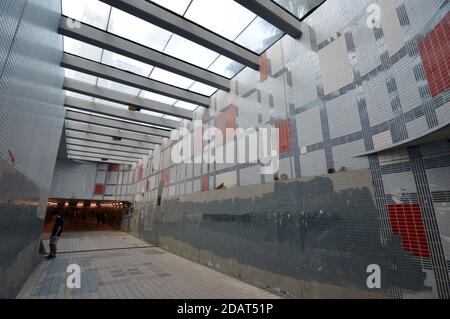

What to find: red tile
left=108, top=164, right=120, bottom=172
left=418, top=12, right=450, bottom=97
left=7, top=149, right=16, bottom=166
left=201, top=176, right=208, bottom=192
left=276, top=119, right=292, bottom=154
left=387, top=204, right=431, bottom=258
left=94, top=184, right=105, bottom=195
left=138, top=164, right=143, bottom=181
left=260, top=53, right=269, bottom=82
left=202, top=109, right=210, bottom=123
left=161, top=169, right=170, bottom=185
left=215, top=105, right=237, bottom=144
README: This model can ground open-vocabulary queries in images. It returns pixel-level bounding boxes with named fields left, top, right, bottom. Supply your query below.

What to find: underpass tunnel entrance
left=43, top=200, right=129, bottom=233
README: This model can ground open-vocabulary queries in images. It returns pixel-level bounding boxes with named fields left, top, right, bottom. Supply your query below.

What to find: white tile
left=319, top=36, right=354, bottom=95
left=380, top=0, right=405, bottom=57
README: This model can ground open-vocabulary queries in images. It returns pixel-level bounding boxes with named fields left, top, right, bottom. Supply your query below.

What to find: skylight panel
left=163, top=35, right=219, bottom=69
left=189, top=82, right=218, bottom=96
left=62, top=0, right=111, bottom=30
left=174, top=101, right=200, bottom=111
left=235, top=17, right=283, bottom=54
left=184, top=0, right=256, bottom=40
left=107, top=8, right=172, bottom=52
left=150, top=68, right=194, bottom=90
left=65, top=91, right=93, bottom=102
left=101, top=51, right=154, bottom=77
left=163, top=115, right=183, bottom=122
left=150, top=0, right=192, bottom=15
left=63, top=37, right=103, bottom=62
left=97, top=78, right=141, bottom=96
left=65, top=69, right=98, bottom=85
left=208, top=56, right=244, bottom=78
left=93, top=98, right=129, bottom=110
left=139, top=91, right=178, bottom=105
left=64, top=107, right=172, bottom=131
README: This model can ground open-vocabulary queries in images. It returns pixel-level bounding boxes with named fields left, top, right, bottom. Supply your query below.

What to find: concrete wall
left=114, top=0, right=450, bottom=299
left=0, top=0, right=64, bottom=298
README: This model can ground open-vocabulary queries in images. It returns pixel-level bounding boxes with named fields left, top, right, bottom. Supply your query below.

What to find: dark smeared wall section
left=129, top=170, right=427, bottom=298
left=0, top=0, right=64, bottom=298
left=0, top=159, right=44, bottom=297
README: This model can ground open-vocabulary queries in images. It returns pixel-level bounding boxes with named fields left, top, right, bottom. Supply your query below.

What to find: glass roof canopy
left=62, top=0, right=284, bottom=121
left=60, top=0, right=327, bottom=164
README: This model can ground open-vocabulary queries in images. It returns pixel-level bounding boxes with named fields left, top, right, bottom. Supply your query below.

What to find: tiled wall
left=0, top=0, right=64, bottom=298
left=92, top=163, right=135, bottom=201
left=49, top=159, right=142, bottom=201
left=127, top=170, right=431, bottom=298
left=133, top=0, right=449, bottom=197
left=115, top=0, right=450, bottom=299
left=54, top=0, right=450, bottom=298
left=50, top=159, right=98, bottom=200
left=378, top=142, right=450, bottom=298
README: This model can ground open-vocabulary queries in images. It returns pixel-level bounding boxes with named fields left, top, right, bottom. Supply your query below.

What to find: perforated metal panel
left=0, top=0, right=64, bottom=298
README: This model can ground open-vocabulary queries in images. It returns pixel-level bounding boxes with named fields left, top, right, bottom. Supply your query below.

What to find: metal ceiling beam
left=66, top=138, right=150, bottom=155
left=67, top=150, right=140, bottom=163
left=99, top=0, right=260, bottom=70
left=62, top=53, right=210, bottom=107
left=65, top=130, right=155, bottom=150
left=65, top=110, right=171, bottom=138
left=64, top=78, right=192, bottom=120
left=66, top=145, right=145, bottom=160
left=64, top=96, right=179, bottom=129
left=59, top=16, right=230, bottom=91
left=65, top=120, right=163, bottom=144
left=233, top=0, right=303, bottom=39
left=68, top=155, right=135, bottom=165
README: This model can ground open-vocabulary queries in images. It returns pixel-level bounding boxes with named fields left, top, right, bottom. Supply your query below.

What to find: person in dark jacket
left=96, top=210, right=102, bottom=226
left=45, top=208, right=64, bottom=260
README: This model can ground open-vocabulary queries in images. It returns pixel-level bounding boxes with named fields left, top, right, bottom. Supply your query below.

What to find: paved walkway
left=17, top=231, right=279, bottom=299
left=41, top=231, right=151, bottom=253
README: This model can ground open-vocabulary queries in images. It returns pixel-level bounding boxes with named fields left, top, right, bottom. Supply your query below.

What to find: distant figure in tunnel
left=73, top=207, right=79, bottom=224
left=101, top=213, right=107, bottom=226
left=96, top=210, right=102, bottom=226
left=45, top=206, right=64, bottom=260
left=81, top=209, right=86, bottom=224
